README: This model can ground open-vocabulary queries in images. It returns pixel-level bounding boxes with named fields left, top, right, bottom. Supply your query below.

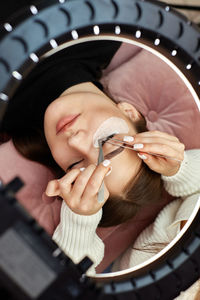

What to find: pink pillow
left=102, top=42, right=142, bottom=75
left=0, top=140, right=61, bottom=235
left=101, top=47, right=200, bottom=150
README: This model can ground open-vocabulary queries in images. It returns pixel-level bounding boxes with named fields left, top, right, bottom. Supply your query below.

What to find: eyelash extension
left=67, top=134, right=115, bottom=171
left=101, top=133, right=116, bottom=145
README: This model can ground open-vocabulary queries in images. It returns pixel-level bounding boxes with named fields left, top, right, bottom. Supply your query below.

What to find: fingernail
left=102, top=159, right=111, bottom=167
left=137, top=153, right=147, bottom=160
left=106, top=166, right=112, bottom=176
left=80, top=167, right=85, bottom=172
left=123, top=136, right=134, bottom=142
left=133, top=143, right=144, bottom=149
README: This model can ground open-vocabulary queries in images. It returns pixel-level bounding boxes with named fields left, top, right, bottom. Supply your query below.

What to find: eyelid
left=67, top=159, right=83, bottom=171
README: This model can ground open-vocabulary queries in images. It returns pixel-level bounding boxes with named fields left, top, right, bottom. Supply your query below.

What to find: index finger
left=134, top=130, right=179, bottom=142
left=83, top=160, right=111, bottom=200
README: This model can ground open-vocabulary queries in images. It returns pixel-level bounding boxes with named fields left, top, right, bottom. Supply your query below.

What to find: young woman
left=1, top=41, right=199, bottom=281
left=42, top=80, right=200, bottom=278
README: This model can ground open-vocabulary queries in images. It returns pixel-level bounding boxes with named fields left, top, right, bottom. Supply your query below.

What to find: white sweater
left=53, top=150, right=200, bottom=277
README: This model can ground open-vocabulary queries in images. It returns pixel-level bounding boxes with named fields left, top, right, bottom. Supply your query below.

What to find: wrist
left=162, top=152, right=188, bottom=181
left=162, top=164, right=181, bottom=177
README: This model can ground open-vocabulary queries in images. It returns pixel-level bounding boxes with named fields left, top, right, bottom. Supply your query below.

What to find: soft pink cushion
left=101, top=46, right=200, bottom=150
left=0, top=140, right=61, bottom=235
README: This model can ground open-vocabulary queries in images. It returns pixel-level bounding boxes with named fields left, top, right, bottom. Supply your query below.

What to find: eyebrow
left=104, top=147, right=124, bottom=160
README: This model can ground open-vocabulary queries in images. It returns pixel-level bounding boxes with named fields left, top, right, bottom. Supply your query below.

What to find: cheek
left=44, top=99, right=62, bottom=132
left=44, top=110, right=54, bottom=142
left=104, top=161, right=128, bottom=194
left=104, top=153, right=141, bottom=195
left=49, top=145, right=66, bottom=171
left=45, top=140, right=66, bottom=170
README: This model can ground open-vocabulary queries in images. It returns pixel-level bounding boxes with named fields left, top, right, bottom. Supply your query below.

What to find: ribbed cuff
left=161, top=150, right=200, bottom=197
left=52, top=201, right=104, bottom=273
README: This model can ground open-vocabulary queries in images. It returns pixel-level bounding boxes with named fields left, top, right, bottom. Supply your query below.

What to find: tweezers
left=97, top=139, right=105, bottom=203
left=106, top=138, right=182, bottom=162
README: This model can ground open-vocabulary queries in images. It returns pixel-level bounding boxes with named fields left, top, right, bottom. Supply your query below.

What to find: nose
left=68, top=131, right=98, bottom=163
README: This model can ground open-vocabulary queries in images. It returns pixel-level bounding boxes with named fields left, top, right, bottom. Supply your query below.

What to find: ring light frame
left=0, top=0, right=200, bottom=299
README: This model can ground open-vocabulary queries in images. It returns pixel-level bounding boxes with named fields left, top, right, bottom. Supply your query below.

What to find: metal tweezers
left=97, top=136, right=182, bottom=202
left=106, top=138, right=183, bottom=162
left=97, top=139, right=105, bottom=203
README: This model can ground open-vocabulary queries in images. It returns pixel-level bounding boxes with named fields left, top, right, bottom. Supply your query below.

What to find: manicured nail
left=80, top=167, right=85, bottom=172
left=123, top=136, right=134, bottom=142
left=137, top=153, right=147, bottom=160
left=106, top=166, right=112, bottom=176
left=133, top=143, right=144, bottom=149
left=102, top=159, right=111, bottom=167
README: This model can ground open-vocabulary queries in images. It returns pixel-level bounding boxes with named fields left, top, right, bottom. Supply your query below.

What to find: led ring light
left=0, top=0, right=200, bottom=299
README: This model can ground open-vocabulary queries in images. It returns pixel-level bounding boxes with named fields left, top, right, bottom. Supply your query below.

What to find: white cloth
left=53, top=201, right=104, bottom=275
left=53, top=149, right=200, bottom=288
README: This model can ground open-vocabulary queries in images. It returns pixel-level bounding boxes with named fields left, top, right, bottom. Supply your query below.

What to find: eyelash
left=67, top=159, right=83, bottom=171
left=67, top=135, right=115, bottom=171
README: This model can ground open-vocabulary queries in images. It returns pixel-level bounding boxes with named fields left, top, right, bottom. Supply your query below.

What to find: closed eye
left=67, top=159, right=84, bottom=171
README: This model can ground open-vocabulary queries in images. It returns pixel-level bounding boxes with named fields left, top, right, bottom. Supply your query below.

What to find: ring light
left=0, top=1, right=200, bottom=299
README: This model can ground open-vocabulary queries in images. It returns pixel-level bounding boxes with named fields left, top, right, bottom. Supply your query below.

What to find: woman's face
left=44, top=84, right=142, bottom=196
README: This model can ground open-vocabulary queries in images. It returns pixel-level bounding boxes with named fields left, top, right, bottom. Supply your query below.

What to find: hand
left=124, top=130, right=185, bottom=176
left=45, top=161, right=111, bottom=215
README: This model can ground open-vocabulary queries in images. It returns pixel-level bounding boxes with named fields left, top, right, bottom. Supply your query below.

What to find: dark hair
left=99, top=117, right=163, bottom=227
left=12, top=129, right=65, bottom=178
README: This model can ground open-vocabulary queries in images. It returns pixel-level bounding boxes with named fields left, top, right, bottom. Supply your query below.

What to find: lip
left=56, top=114, right=80, bottom=135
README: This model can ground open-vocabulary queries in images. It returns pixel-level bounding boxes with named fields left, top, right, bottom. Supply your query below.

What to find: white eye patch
left=93, top=117, right=129, bottom=148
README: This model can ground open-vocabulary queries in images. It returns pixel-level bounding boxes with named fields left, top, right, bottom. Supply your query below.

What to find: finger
left=83, top=159, right=112, bottom=200
left=133, top=137, right=184, bottom=151
left=71, top=164, right=97, bottom=197
left=137, top=151, right=182, bottom=176
left=133, top=143, right=184, bottom=161
left=134, top=130, right=180, bottom=142
left=137, top=151, right=178, bottom=166
left=58, top=168, right=81, bottom=195
left=45, top=180, right=60, bottom=197
left=112, top=133, right=135, bottom=145
left=110, top=132, right=181, bottom=151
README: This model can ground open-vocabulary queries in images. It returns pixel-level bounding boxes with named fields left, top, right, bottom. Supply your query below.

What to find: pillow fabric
left=0, top=140, right=61, bottom=235
left=101, top=46, right=200, bottom=150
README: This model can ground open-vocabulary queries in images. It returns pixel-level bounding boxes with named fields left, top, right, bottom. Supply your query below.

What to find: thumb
left=45, top=179, right=60, bottom=197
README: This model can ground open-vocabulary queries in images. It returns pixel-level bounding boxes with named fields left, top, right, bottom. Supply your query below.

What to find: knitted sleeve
left=161, top=149, right=200, bottom=197
left=52, top=201, right=104, bottom=275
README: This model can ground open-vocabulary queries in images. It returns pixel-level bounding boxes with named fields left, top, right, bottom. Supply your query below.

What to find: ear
left=117, top=102, right=142, bottom=121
